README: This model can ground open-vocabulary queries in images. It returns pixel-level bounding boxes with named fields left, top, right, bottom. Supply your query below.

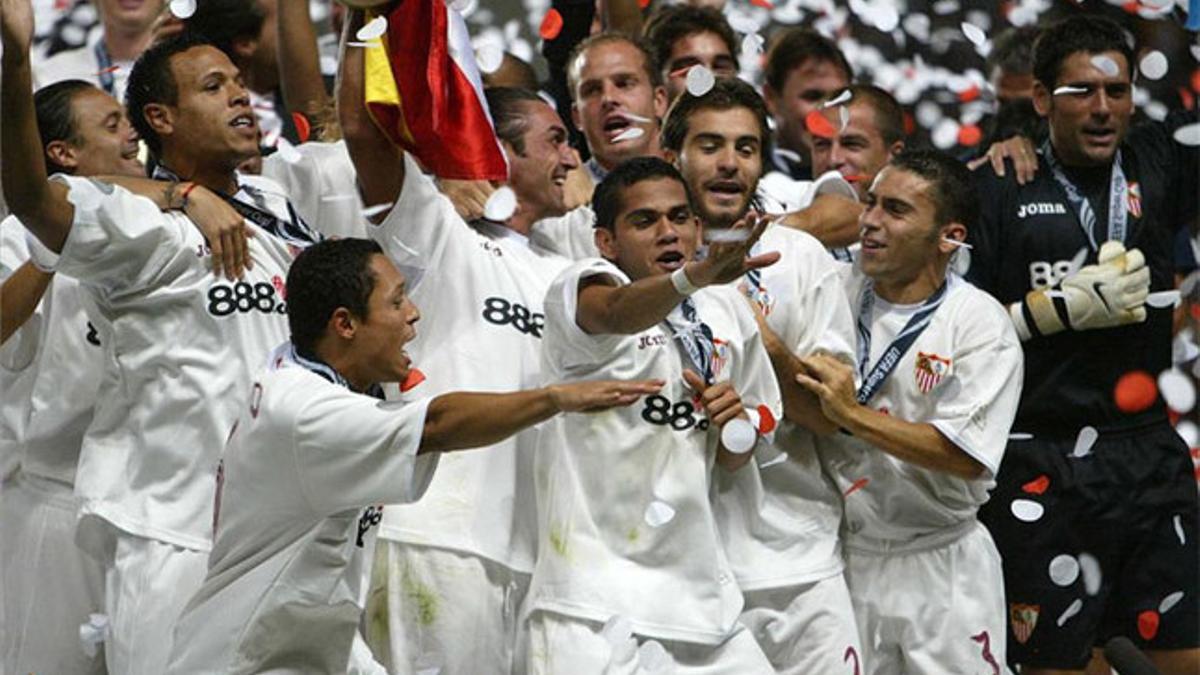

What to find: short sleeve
left=50, top=174, right=183, bottom=293
left=929, top=294, right=1024, bottom=476
left=370, top=154, right=471, bottom=282
left=292, top=387, right=438, bottom=516
left=542, top=258, right=630, bottom=373
left=531, top=205, right=599, bottom=260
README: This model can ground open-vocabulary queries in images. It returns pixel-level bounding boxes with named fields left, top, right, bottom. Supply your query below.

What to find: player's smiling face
left=158, top=46, right=260, bottom=166
left=505, top=102, right=579, bottom=221
left=354, top=255, right=421, bottom=385
left=1035, top=49, right=1133, bottom=167
left=810, top=101, right=900, bottom=201
left=675, top=107, right=763, bottom=229
left=62, top=88, right=143, bottom=178
left=858, top=167, right=943, bottom=285
left=596, top=177, right=701, bottom=281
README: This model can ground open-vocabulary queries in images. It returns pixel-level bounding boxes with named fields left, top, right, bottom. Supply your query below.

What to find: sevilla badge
left=915, top=352, right=951, bottom=394
left=1010, top=603, right=1040, bottom=645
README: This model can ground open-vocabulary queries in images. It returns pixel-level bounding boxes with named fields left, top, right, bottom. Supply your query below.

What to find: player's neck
left=102, top=25, right=152, bottom=62
left=873, top=264, right=947, bottom=305
left=314, top=345, right=373, bottom=393
left=159, top=151, right=240, bottom=196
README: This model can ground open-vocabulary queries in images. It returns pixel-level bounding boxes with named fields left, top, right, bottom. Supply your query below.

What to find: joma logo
left=1017, top=202, right=1067, bottom=218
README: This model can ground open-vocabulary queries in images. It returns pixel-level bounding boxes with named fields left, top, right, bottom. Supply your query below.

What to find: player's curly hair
left=661, top=77, right=772, bottom=163
left=593, top=156, right=691, bottom=231
left=286, top=239, right=384, bottom=354
left=125, top=31, right=212, bottom=159
left=1033, top=15, right=1135, bottom=89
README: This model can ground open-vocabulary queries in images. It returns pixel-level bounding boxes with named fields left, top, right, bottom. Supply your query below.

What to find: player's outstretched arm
left=0, top=261, right=52, bottom=345
left=778, top=194, right=863, bottom=249
left=419, top=378, right=664, bottom=454
left=1, top=0, right=75, bottom=252
left=337, top=9, right=405, bottom=223
left=795, top=353, right=985, bottom=479
left=577, top=211, right=780, bottom=336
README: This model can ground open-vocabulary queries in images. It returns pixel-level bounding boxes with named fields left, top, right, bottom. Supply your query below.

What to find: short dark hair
left=1033, top=15, right=1134, bottom=89
left=567, top=32, right=663, bottom=97
left=986, top=26, right=1039, bottom=78
left=643, top=5, right=739, bottom=75
left=125, top=32, right=212, bottom=158
left=34, top=80, right=95, bottom=175
left=182, top=0, right=266, bottom=60
left=764, top=28, right=852, bottom=94
left=484, top=86, right=545, bottom=156
left=661, top=77, right=772, bottom=160
left=593, top=156, right=690, bottom=231
left=889, top=149, right=978, bottom=233
left=844, top=84, right=905, bottom=146
left=286, top=238, right=385, bottom=354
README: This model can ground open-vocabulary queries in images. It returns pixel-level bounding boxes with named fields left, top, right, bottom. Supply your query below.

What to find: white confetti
left=637, top=640, right=672, bottom=673
left=741, top=33, right=765, bottom=58
left=942, top=237, right=972, bottom=249
left=823, top=89, right=853, bottom=108
left=916, top=101, right=943, bottom=128
left=1192, top=45, right=1200, bottom=62
left=1053, top=85, right=1090, bottom=96
left=1146, top=290, right=1182, bottom=309
left=1139, top=51, right=1169, bottom=81
left=1172, top=335, right=1199, bottom=365
left=345, top=41, right=381, bottom=49
left=869, top=3, right=899, bottom=32
left=902, top=14, right=930, bottom=42
left=1049, top=554, right=1081, bottom=587
left=1174, top=514, right=1186, bottom=545
left=361, top=202, right=395, bottom=219
left=1008, top=432, right=1034, bottom=441
left=931, top=118, right=960, bottom=150
left=1057, top=598, right=1083, bottom=627
left=611, top=126, right=646, bottom=143
left=1071, top=426, right=1098, bottom=458
left=601, top=615, right=633, bottom=646
left=1011, top=499, right=1044, bottom=522
left=1176, top=420, right=1199, bottom=448
left=1067, top=247, right=1089, bottom=277
left=1174, top=123, right=1200, bottom=147
left=838, top=105, right=850, bottom=132
left=483, top=186, right=517, bottom=221
left=1090, top=55, right=1120, bottom=78
left=705, top=229, right=752, bottom=244
left=932, top=0, right=959, bottom=14
left=1078, top=552, right=1102, bottom=595
left=721, top=418, right=757, bottom=454
left=1157, top=368, right=1196, bottom=413
left=616, top=111, right=654, bottom=125
left=169, top=0, right=196, bottom=19
left=961, top=22, right=987, bottom=47
left=475, top=43, right=504, bottom=75
left=643, top=500, right=676, bottom=527
left=449, top=0, right=476, bottom=13
left=757, top=451, right=789, bottom=470
left=356, top=16, right=388, bottom=41
left=1159, top=591, right=1184, bottom=614
left=320, top=194, right=356, bottom=203
left=685, top=66, right=715, bottom=97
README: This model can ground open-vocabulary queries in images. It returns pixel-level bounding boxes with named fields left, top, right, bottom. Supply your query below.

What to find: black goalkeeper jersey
left=967, top=110, right=1199, bottom=436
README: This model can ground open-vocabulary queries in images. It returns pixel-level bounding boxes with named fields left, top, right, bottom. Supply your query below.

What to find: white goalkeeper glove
left=1010, top=240, right=1150, bottom=341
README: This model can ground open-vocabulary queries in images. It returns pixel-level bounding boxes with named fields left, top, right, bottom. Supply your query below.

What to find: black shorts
left=979, top=422, right=1199, bottom=669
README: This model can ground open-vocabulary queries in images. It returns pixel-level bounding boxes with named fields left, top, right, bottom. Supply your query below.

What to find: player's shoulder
left=944, top=276, right=1018, bottom=341
left=760, top=224, right=835, bottom=268
left=238, top=173, right=292, bottom=201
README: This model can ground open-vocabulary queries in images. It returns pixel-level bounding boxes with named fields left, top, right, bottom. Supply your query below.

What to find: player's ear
left=1032, top=81, right=1052, bottom=117
left=329, top=307, right=357, bottom=340
left=938, top=222, right=967, bottom=254
left=594, top=226, right=618, bottom=260
left=45, top=140, right=79, bottom=170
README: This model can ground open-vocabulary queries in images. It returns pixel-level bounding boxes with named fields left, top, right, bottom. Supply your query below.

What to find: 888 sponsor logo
left=482, top=296, right=545, bottom=338
left=207, top=281, right=286, bottom=317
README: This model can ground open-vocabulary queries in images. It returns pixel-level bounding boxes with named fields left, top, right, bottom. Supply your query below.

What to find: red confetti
left=291, top=112, right=311, bottom=144
left=1137, top=610, right=1160, bottom=641
left=903, top=111, right=916, bottom=137
left=958, top=125, right=983, bottom=147
left=1114, top=370, right=1158, bottom=413
left=1191, top=68, right=1200, bottom=95
left=1022, top=474, right=1050, bottom=495
left=805, top=109, right=837, bottom=139
left=750, top=0, right=774, bottom=7
left=668, top=65, right=694, bottom=79
left=843, top=174, right=869, bottom=183
left=1168, top=409, right=1181, bottom=427
left=756, top=404, right=777, bottom=434
left=1180, top=85, right=1195, bottom=109
left=539, top=9, right=564, bottom=40
left=958, top=85, right=981, bottom=103
left=96, top=65, right=120, bottom=76
left=400, top=367, right=426, bottom=392
left=637, top=0, right=651, bottom=7
left=843, top=477, right=869, bottom=497
left=1121, top=1, right=1139, bottom=13
left=1191, top=304, right=1200, bottom=320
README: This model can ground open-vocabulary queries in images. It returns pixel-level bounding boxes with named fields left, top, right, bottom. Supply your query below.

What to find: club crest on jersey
left=711, top=338, right=731, bottom=380
left=1017, top=202, right=1067, bottom=218
left=1010, top=603, right=1039, bottom=645
left=738, top=279, right=775, bottom=317
left=1127, top=182, right=1142, bottom=218
left=915, top=352, right=951, bottom=393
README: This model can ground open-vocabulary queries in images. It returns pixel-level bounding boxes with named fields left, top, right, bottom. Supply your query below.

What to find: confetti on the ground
left=1071, top=426, right=1098, bottom=458
left=644, top=500, right=676, bottom=527
left=169, top=0, right=196, bottom=19
left=484, top=186, right=517, bottom=221
left=357, top=16, right=388, bottom=41
left=686, top=65, right=716, bottom=97
left=539, top=9, right=564, bottom=40
left=1049, top=554, right=1080, bottom=587
left=1078, top=553, right=1102, bottom=595
left=1057, top=599, right=1083, bottom=627
left=1114, top=370, right=1158, bottom=413
left=1139, top=51, right=1169, bottom=81
left=1022, top=474, right=1050, bottom=495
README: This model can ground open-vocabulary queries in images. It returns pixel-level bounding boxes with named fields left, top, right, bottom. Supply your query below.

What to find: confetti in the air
left=957, top=124, right=983, bottom=147
left=637, top=640, right=671, bottom=673
left=1147, top=290, right=1182, bottom=308
left=750, top=0, right=775, bottom=8
left=757, top=451, right=789, bottom=470
left=291, top=112, right=311, bottom=144
left=1008, top=432, right=1034, bottom=441
left=931, top=118, right=960, bottom=150
left=356, top=16, right=388, bottom=41
left=1049, top=554, right=1081, bottom=587
left=1057, top=599, right=1083, bottom=627
left=705, top=229, right=752, bottom=243
left=345, top=41, right=380, bottom=49
left=1159, top=591, right=1184, bottom=614
left=484, top=186, right=517, bottom=221
left=611, top=126, right=646, bottom=143
left=1173, top=514, right=1187, bottom=545
left=1139, top=51, right=1169, bottom=81
left=1011, top=499, right=1044, bottom=522
left=169, top=0, right=196, bottom=19
left=1021, top=474, right=1050, bottom=495
left=361, top=202, right=395, bottom=219
left=643, top=500, right=676, bottom=527
left=961, top=22, right=987, bottom=47
left=476, top=42, right=505, bottom=74
left=400, top=368, right=426, bottom=392
left=844, top=477, right=870, bottom=497
left=1053, top=85, right=1090, bottom=96
left=1176, top=420, right=1199, bottom=448
left=686, top=65, right=716, bottom=97
left=1078, top=553, right=1102, bottom=595
left=1157, top=368, right=1196, bottom=413
left=824, top=89, right=853, bottom=108
left=805, top=109, right=837, bottom=139
left=838, top=105, right=851, bottom=132
left=1173, top=123, right=1200, bottom=147
left=1090, top=55, right=1120, bottom=77
left=1114, top=370, right=1158, bottom=413
left=539, top=9, right=564, bottom=40
left=1137, top=610, right=1160, bottom=640
left=1072, top=426, right=1098, bottom=458
left=721, top=417, right=757, bottom=454
left=601, top=615, right=638, bottom=666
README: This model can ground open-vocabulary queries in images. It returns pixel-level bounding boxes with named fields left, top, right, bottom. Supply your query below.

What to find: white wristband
left=24, top=230, right=59, bottom=273
left=670, top=266, right=699, bottom=296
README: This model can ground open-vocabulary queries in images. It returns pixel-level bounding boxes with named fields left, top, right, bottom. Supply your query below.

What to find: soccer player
left=643, top=5, right=739, bottom=103
left=167, top=238, right=659, bottom=673
left=658, top=77, right=864, bottom=673
left=808, top=85, right=906, bottom=204
left=32, top=0, right=160, bottom=100
left=798, top=150, right=1024, bottom=673
left=525, top=156, right=782, bottom=672
left=970, top=15, right=1199, bottom=674
left=337, top=13, right=581, bottom=671
left=2, top=9, right=316, bottom=670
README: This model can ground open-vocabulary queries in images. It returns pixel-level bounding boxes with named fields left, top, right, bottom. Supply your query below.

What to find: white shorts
left=365, top=541, right=530, bottom=675
left=524, top=610, right=773, bottom=675
left=1, top=473, right=105, bottom=675
left=103, top=529, right=209, bottom=675
left=844, top=521, right=1009, bottom=675
left=740, top=573, right=863, bottom=675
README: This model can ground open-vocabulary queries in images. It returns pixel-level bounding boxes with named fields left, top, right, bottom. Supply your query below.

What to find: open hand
left=183, top=185, right=255, bottom=279
left=687, top=210, right=780, bottom=287
left=549, top=378, right=664, bottom=413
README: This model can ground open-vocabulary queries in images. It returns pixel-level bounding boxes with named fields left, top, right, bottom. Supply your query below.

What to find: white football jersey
left=32, top=38, right=132, bottom=102
left=529, top=258, right=782, bottom=645
left=713, top=225, right=857, bottom=589
left=52, top=174, right=300, bottom=552
left=373, top=155, right=570, bottom=573
left=820, top=269, right=1024, bottom=547
left=168, top=345, right=437, bottom=674
left=261, top=140, right=368, bottom=240
left=531, top=205, right=598, bottom=260
left=0, top=216, right=105, bottom=487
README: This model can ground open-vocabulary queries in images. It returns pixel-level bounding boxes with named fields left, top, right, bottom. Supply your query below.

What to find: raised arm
left=277, top=0, right=332, bottom=134
left=1, top=0, right=75, bottom=252
left=0, top=262, right=52, bottom=345
left=336, top=9, right=404, bottom=221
